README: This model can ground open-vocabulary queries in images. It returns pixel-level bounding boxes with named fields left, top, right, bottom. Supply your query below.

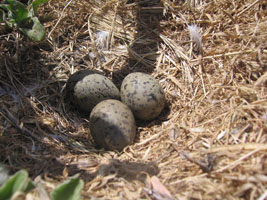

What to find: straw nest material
left=0, top=0, right=266, bottom=199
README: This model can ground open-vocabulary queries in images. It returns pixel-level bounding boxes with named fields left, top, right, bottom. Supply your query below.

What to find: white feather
left=187, top=24, right=202, bottom=51
left=95, top=31, right=109, bottom=49
left=0, top=86, right=20, bottom=102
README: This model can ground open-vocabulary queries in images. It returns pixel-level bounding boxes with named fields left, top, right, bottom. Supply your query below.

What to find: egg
left=120, top=72, right=165, bottom=121
left=89, top=99, right=136, bottom=151
left=66, top=69, right=120, bottom=113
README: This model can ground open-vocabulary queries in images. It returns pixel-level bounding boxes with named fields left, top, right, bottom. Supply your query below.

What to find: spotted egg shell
left=120, top=72, right=165, bottom=121
left=89, top=99, right=136, bottom=151
left=66, top=69, right=120, bottom=113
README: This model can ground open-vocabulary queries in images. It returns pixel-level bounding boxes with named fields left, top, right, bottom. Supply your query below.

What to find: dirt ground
left=0, top=0, right=266, bottom=199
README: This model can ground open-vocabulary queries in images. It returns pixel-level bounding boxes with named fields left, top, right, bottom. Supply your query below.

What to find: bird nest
left=0, top=0, right=266, bottom=199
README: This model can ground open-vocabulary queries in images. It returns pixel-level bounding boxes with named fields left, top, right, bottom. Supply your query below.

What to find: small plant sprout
left=0, top=170, right=84, bottom=200
left=187, top=24, right=202, bottom=52
left=0, top=0, right=48, bottom=41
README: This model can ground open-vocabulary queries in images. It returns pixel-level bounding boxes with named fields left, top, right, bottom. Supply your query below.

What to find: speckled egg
left=120, top=72, right=165, bottom=121
left=66, top=69, right=120, bottom=113
left=89, top=99, right=136, bottom=151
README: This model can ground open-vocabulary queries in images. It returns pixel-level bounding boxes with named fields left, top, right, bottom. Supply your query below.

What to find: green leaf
left=0, top=9, right=5, bottom=22
left=0, top=4, right=12, bottom=23
left=51, top=174, right=84, bottom=200
left=0, top=0, right=47, bottom=41
left=5, top=0, right=29, bottom=23
left=0, top=4, right=12, bottom=12
left=32, top=0, right=48, bottom=14
left=28, top=0, right=34, bottom=6
left=0, top=169, right=34, bottom=200
left=19, top=16, right=45, bottom=41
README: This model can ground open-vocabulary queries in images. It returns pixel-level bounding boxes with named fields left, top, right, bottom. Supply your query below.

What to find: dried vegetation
left=0, top=0, right=266, bottom=199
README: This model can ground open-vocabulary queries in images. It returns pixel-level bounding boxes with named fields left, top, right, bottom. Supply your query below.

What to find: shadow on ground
left=112, top=0, right=163, bottom=86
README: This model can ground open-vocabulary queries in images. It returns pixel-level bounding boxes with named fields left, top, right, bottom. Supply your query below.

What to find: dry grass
left=0, top=0, right=266, bottom=199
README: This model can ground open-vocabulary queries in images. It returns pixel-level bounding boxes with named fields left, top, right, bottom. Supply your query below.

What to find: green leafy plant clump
left=51, top=174, right=84, bottom=200
left=0, top=169, right=84, bottom=200
left=0, top=0, right=48, bottom=41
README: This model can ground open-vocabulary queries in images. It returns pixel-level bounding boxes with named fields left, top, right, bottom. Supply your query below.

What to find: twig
left=190, top=50, right=266, bottom=62
left=215, top=147, right=264, bottom=173
left=258, top=190, right=267, bottom=200
left=107, top=2, right=118, bottom=49
left=237, top=0, right=260, bottom=17
left=200, top=143, right=267, bottom=154
left=173, top=143, right=214, bottom=173
left=48, top=0, right=73, bottom=39
left=0, top=106, right=41, bottom=141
